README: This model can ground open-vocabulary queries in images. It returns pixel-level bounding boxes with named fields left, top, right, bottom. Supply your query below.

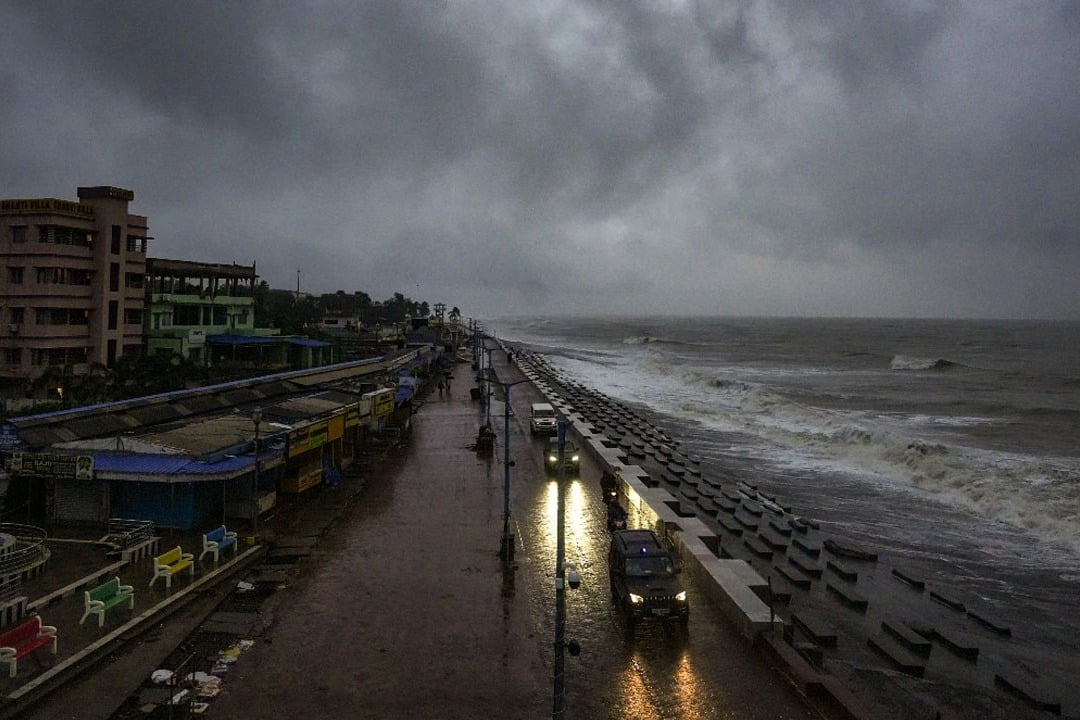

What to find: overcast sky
left=2, top=1, right=1078, bottom=319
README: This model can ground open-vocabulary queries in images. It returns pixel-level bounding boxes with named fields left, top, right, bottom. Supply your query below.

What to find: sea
left=492, top=316, right=1080, bottom=710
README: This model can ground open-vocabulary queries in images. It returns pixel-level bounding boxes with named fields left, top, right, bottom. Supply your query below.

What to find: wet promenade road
left=206, top=356, right=825, bottom=719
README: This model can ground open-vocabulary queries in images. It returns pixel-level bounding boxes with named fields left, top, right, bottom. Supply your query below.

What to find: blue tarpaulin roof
left=207, top=335, right=331, bottom=347
left=92, top=452, right=256, bottom=476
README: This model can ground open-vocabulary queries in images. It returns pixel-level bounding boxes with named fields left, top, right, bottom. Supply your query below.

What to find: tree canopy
left=254, top=283, right=432, bottom=334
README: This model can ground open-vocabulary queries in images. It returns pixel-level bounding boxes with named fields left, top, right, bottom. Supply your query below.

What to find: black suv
left=608, top=529, right=689, bottom=628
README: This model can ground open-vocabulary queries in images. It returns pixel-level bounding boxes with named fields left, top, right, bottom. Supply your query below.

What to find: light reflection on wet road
left=511, top=387, right=821, bottom=720
left=205, top=356, right=822, bottom=719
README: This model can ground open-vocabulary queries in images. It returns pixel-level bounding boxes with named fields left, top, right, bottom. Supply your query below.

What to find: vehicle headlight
left=548, top=455, right=557, bottom=463
left=571, top=455, right=579, bottom=462
left=675, top=591, right=687, bottom=602
left=629, top=593, right=644, bottom=604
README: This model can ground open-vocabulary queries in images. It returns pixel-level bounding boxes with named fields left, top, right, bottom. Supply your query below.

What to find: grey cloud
left=1, top=1, right=1077, bottom=318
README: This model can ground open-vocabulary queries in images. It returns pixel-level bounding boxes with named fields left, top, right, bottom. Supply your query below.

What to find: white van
left=530, top=402, right=557, bottom=435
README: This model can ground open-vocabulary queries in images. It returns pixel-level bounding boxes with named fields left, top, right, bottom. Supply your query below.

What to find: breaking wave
left=622, top=335, right=673, bottom=345
left=890, top=355, right=957, bottom=371
left=542, top=342, right=1080, bottom=558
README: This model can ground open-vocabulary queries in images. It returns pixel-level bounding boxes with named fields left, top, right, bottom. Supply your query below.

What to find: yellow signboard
left=372, top=389, right=394, bottom=418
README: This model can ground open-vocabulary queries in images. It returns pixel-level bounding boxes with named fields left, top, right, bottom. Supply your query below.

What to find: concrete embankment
left=504, top=342, right=1066, bottom=720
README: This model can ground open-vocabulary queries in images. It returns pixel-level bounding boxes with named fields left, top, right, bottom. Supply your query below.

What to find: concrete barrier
left=570, top=418, right=783, bottom=641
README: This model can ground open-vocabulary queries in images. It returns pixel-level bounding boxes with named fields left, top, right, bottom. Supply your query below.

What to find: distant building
left=318, top=313, right=360, bottom=333
left=0, top=186, right=149, bottom=402
left=145, top=257, right=275, bottom=365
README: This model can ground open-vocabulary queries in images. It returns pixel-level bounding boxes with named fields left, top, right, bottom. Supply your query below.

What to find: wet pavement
left=8, top=350, right=845, bottom=720
left=188, top=353, right=826, bottom=719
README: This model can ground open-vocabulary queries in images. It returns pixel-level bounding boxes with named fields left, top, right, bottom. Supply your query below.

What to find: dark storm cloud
left=1, top=1, right=1077, bottom=318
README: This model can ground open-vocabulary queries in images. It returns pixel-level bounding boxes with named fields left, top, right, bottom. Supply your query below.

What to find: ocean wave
left=638, top=381, right=1080, bottom=556
left=622, top=335, right=671, bottom=345
left=542, top=344, right=1079, bottom=557
left=890, top=354, right=957, bottom=371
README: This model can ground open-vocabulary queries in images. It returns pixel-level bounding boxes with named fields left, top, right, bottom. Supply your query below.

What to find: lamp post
left=252, top=409, right=262, bottom=537
left=553, top=419, right=570, bottom=719
left=496, top=377, right=530, bottom=562
left=481, top=347, right=495, bottom=427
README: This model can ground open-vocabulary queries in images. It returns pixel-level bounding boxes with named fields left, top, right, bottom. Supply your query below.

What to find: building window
left=7, top=267, right=23, bottom=284
left=174, top=305, right=200, bottom=326
left=10, top=307, right=24, bottom=324
left=109, top=263, right=119, bottom=292
left=2, top=348, right=20, bottom=365
left=125, top=272, right=144, bottom=289
left=108, top=301, right=118, bottom=330
left=34, top=308, right=90, bottom=325
left=107, top=339, right=117, bottom=367
left=111, top=225, right=121, bottom=254
left=124, top=308, right=143, bottom=325
left=11, top=226, right=27, bottom=243
left=36, top=225, right=93, bottom=247
left=32, top=267, right=92, bottom=285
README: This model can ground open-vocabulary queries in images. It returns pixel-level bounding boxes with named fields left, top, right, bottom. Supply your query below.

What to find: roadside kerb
left=516, top=368, right=783, bottom=641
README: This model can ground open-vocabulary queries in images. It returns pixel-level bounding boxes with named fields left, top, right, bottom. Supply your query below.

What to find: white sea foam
left=549, top=351, right=1080, bottom=558
left=890, top=354, right=956, bottom=371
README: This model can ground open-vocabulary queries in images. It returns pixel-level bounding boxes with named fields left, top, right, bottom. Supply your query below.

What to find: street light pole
left=252, top=409, right=262, bottom=538
left=497, top=377, right=530, bottom=562
left=553, top=419, right=568, bottom=719
left=482, top=347, right=495, bottom=427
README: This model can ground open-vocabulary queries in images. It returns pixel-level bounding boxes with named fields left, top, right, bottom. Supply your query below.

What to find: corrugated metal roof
left=220, top=388, right=263, bottom=406
left=67, top=414, right=138, bottom=438
left=288, top=362, right=388, bottom=387
left=140, top=414, right=255, bottom=456
left=311, top=389, right=362, bottom=405
left=6, top=348, right=423, bottom=451
left=175, top=394, right=231, bottom=414
left=278, top=396, right=347, bottom=416
left=126, top=403, right=188, bottom=425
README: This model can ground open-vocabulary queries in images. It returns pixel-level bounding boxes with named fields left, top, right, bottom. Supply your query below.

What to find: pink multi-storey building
left=0, top=186, right=149, bottom=402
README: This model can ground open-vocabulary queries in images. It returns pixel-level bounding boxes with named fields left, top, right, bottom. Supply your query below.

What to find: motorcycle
left=606, top=501, right=628, bottom=532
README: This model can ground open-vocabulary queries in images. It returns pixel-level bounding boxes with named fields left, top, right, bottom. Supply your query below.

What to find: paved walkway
left=204, top=361, right=551, bottom=719
left=4, top=352, right=841, bottom=720
left=3, top=359, right=550, bottom=719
